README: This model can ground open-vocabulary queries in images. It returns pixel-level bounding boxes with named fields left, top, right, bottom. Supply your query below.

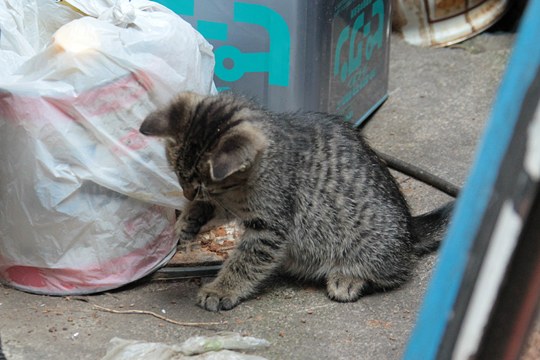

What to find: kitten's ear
left=140, top=92, right=205, bottom=138
left=139, top=108, right=171, bottom=137
left=208, top=123, right=268, bottom=182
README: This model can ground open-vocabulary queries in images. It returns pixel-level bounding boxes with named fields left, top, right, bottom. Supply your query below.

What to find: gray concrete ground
left=0, top=32, right=516, bottom=359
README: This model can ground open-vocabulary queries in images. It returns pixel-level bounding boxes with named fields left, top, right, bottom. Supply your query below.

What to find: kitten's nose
left=183, top=186, right=198, bottom=201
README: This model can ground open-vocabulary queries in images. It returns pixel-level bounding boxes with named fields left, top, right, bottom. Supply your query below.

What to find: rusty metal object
left=392, top=0, right=509, bottom=47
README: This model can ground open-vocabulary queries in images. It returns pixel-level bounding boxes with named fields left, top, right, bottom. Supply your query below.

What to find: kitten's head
left=140, top=92, right=268, bottom=201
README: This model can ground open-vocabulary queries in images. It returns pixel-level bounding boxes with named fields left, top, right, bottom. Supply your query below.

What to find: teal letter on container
left=215, top=2, right=290, bottom=86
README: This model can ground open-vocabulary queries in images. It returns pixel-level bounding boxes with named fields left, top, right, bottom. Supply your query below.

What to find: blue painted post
left=404, top=1, right=540, bottom=359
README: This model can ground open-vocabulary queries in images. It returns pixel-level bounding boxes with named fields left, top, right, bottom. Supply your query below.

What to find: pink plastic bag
left=0, top=0, right=216, bottom=294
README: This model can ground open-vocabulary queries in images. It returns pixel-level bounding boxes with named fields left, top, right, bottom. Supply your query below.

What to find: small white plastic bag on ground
left=101, top=334, right=270, bottom=360
left=0, top=0, right=216, bottom=294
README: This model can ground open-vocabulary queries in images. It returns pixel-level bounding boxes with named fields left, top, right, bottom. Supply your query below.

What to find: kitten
left=140, top=92, right=453, bottom=312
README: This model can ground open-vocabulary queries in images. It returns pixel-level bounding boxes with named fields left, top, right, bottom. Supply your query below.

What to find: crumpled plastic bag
left=0, top=0, right=216, bottom=294
left=102, top=333, right=270, bottom=360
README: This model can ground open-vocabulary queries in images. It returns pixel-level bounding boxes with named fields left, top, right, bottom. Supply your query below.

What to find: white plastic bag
left=0, top=0, right=216, bottom=294
left=102, top=333, right=270, bottom=360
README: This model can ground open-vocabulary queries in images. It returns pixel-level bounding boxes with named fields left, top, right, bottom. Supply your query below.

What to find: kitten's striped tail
left=412, top=202, right=454, bottom=256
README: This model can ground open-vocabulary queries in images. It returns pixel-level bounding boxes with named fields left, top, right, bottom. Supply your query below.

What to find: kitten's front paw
left=197, top=283, right=241, bottom=312
left=174, top=218, right=199, bottom=242
left=326, top=274, right=365, bottom=302
left=175, top=201, right=214, bottom=242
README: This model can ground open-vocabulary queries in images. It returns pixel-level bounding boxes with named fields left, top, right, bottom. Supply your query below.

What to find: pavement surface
left=0, top=31, right=525, bottom=360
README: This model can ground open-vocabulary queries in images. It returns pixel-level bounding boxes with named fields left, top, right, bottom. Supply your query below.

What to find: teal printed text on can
left=167, top=0, right=291, bottom=87
left=337, top=68, right=377, bottom=111
left=334, top=0, right=384, bottom=83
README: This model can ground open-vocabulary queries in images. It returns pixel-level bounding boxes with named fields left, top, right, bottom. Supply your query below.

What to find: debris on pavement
left=179, top=332, right=270, bottom=356
left=101, top=333, right=270, bottom=360
left=92, top=304, right=225, bottom=328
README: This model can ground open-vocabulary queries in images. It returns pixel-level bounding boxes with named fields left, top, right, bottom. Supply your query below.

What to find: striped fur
left=140, top=92, right=453, bottom=311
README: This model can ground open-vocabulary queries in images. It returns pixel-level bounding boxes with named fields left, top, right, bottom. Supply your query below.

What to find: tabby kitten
left=140, top=92, right=453, bottom=312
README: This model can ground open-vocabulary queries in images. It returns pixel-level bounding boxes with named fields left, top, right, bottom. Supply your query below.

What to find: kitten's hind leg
left=326, top=271, right=366, bottom=302
left=175, top=201, right=215, bottom=242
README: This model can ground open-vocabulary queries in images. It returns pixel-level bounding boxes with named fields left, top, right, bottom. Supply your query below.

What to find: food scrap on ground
left=167, top=221, right=243, bottom=267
